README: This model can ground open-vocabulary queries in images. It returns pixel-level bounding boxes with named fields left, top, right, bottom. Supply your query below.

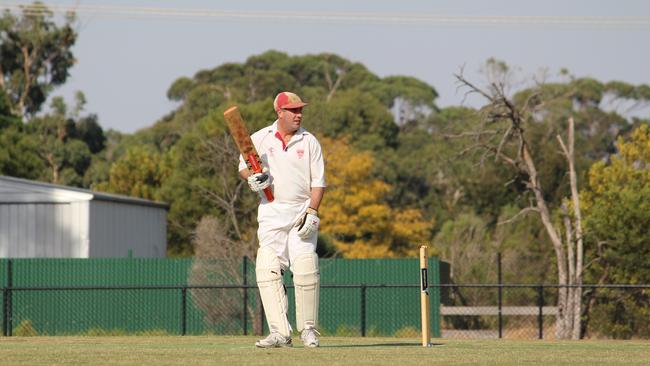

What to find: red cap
left=274, top=92, right=307, bottom=111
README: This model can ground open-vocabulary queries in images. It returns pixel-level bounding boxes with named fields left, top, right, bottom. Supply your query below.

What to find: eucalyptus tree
left=452, top=59, right=649, bottom=339
left=0, top=2, right=77, bottom=118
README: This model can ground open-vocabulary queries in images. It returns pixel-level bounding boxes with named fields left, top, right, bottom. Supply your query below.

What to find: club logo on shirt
left=296, top=149, right=304, bottom=159
left=268, top=147, right=275, bottom=156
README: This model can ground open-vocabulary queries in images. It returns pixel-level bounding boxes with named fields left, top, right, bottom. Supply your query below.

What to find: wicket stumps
left=420, top=245, right=433, bottom=347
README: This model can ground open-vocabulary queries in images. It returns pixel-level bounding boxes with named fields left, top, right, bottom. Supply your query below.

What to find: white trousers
left=257, top=200, right=317, bottom=270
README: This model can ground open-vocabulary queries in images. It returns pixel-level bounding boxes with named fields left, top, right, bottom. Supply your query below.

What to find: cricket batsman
left=238, top=91, right=326, bottom=348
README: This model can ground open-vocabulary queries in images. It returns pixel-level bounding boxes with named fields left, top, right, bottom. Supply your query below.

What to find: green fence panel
left=315, top=258, right=441, bottom=337
left=10, top=258, right=191, bottom=287
left=9, top=258, right=189, bottom=335
left=253, top=257, right=441, bottom=337
left=430, top=258, right=441, bottom=337
left=1, top=259, right=6, bottom=336
left=185, top=257, right=261, bottom=335
left=2, top=256, right=441, bottom=337
left=0, top=259, right=5, bottom=285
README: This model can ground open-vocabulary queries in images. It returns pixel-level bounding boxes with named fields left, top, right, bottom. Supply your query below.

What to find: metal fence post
left=242, top=256, right=248, bottom=336
left=497, top=252, right=502, bottom=339
left=2, top=287, right=5, bottom=337
left=3, top=259, right=12, bottom=337
left=360, top=285, right=367, bottom=337
left=537, top=285, right=544, bottom=339
left=181, top=287, right=187, bottom=336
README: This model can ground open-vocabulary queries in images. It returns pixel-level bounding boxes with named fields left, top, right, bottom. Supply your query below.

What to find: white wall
left=0, top=201, right=89, bottom=258
left=0, top=176, right=166, bottom=258
left=88, top=200, right=166, bottom=257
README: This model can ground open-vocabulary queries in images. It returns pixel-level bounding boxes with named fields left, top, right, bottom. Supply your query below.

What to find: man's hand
left=297, top=207, right=320, bottom=239
left=247, top=171, right=271, bottom=192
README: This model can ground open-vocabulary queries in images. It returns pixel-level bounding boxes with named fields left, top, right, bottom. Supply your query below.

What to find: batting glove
left=247, top=170, right=271, bottom=193
left=297, top=207, right=320, bottom=239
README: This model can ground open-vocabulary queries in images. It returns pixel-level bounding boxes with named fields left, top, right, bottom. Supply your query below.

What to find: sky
left=3, top=0, right=650, bottom=133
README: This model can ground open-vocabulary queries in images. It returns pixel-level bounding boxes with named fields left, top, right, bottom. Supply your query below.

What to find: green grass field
left=1, top=336, right=649, bottom=365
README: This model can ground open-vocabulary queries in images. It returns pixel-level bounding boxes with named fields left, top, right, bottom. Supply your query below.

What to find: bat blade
left=224, top=106, right=274, bottom=202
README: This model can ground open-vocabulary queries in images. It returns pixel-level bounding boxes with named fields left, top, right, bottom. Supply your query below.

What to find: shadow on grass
left=321, top=342, right=445, bottom=348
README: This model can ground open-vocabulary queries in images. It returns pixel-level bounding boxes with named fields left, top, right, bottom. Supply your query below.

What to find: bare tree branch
left=324, top=63, right=346, bottom=102
left=497, top=206, right=539, bottom=226
left=495, top=125, right=513, bottom=162
left=455, top=71, right=495, bottom=103
left=441, top=130, right=498, bottom=139
left=557, top=134, right=570, bottom=159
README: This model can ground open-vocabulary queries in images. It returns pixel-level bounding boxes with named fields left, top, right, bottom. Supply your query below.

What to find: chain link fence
left=2, top=284, right=428, bottom=337
left=1, top=258, right=648, bottom=339
left=2, top=283, right=649, bottom=339
left=440, top=284, right=554, bottom=339
left=0, top=257, right=442, bottom=338
left=439, top=284, right=650, bottom=339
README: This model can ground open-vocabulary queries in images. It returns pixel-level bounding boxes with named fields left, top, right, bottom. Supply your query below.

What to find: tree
left=150, top=51, right=437, bottom=162
left=0, top=124, right=44, bottom=179
left=75, top=114, right=106, bottom=154
left=318, top=137, right=432, bottom=258
left=580, top=124, right=650, bottom=338
left=447, top=59, right=650, bottom=339
left=493, top=205, right=556, bottom=285
left=402, top=105, right=524, bottom=228
left=82, top=128, right=123, bottom=189
left=454, top=62, right=595, bottom=339
left=434, top=212, right=493, bottom=284
left=362, top=75, right=439, bottom=127
left=99, top=145, right=167, bottom=200
left=108, top=51, right=441, bottom=255
left=25, top=95, right=97, bottom=186
left=0, top=88, right=20, bottom=127
left=157, top=103, right=268, bottom=255
left=304, top=89, right=399, bottom=151
left=189, top=215, right=264, bottom=335
left=0, top=2, right=77, bottom=117
left=287, top=52, right=377, bottom=102
left=583, top=124, right=650, bottom=283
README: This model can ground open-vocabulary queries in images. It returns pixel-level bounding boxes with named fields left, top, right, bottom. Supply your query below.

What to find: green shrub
left=14, top=320, right=38, bottom=336
left=588, top=291, right=650, bottom=339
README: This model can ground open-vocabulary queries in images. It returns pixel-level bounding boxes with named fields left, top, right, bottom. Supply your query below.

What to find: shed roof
left=0, top=176, right=169, bottom=209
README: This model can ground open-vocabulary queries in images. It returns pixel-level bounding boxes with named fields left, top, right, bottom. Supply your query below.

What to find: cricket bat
left=223, top=106, right=274, bottom=202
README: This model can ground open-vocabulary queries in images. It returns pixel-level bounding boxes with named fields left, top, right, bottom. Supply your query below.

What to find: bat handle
left=247, top=153, right=275, bottom=202
left=262, top=187, right=274, bottom=202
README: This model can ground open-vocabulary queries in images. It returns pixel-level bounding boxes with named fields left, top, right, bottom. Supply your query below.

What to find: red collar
left=274, top=131, right=287, bottom=151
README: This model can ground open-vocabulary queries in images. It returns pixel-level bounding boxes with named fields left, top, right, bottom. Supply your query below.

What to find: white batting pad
left=292, top=252, right=320, bottom=331
left=256, top=246, right=292, bottom=337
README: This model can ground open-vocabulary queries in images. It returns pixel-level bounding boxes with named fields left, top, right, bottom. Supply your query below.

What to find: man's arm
left=309, top=187, right=325, bottom=211
left=239, top=169, right=252, bottom=180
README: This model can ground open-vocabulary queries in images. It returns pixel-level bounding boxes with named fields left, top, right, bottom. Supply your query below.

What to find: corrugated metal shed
left=0, top=176, right=168, bottom=258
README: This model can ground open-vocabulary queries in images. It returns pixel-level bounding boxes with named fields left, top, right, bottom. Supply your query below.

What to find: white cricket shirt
left=239, top=121, right=326, bottom=205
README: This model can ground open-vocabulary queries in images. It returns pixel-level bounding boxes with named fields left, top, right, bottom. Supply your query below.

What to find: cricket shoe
left=255, top=332, right=293, bottom=348
left=300, top=328, right=320, bottom=348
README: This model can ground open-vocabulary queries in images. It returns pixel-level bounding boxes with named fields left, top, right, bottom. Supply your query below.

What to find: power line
left=2, top=3, right=650, bottom=28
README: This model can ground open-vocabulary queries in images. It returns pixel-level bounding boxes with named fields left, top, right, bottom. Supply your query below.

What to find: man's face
left=277, top=107, right=303, bottom=133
